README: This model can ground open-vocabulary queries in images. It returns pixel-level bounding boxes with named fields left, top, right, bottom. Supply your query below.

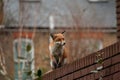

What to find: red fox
left=49, top=31, right=68, bottom=69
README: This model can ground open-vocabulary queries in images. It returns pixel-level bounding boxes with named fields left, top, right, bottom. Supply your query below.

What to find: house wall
left=0, top=29, right=117, bottom=79
left=0, top=31, right=14, bottom=79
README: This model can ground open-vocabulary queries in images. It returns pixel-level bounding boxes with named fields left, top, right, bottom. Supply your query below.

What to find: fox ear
left=61, top=31, right=65, bottom=34
left=50, top=33, right=55, bottom=40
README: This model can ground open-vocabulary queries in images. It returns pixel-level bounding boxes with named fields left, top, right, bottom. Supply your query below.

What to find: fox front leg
left=57, top=56, right=64, bottom=68
left=50, top=61, right=58, bottom=69
left=50, top=55, right=58, bottom=69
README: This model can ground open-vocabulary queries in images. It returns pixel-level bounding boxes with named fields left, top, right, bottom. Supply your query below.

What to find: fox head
left=50, top=31, right=66, bottom=46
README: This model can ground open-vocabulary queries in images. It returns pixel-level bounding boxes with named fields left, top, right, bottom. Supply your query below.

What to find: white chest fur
left=49, top=44, right=64, bottom=56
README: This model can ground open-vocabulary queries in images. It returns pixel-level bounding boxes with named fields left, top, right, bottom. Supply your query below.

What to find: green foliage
left=35, top=68, right=42, bottom=78
left=26, top=44, right=32, bottom=52
left=36, top=77, right=42, bottom=80
left=90, top=52, right=104, bottom=80
left=17, top=56, right=26, bottom=60
left=37, top=69, right=42, bottom=77
left=26, top=71, right=32, bottom=76
left=40, top=67, right=48, bottom=74
left=96, top=58, right=103, bottom=64
left=95, top=52, right=104, bottom=64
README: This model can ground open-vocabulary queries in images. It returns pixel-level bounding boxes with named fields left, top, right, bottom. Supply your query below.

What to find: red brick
left=103, top=58, right=112, bottom=67
left=118, top=42, right=120, bottom=52
left=54, top=69, right=60, bottom=78
left=84, top=74, right=92, bottom=80
left=111, top=44, right=115, bottom=56
left=114, top=63, right=120, bottom=72
left=117, top=0, right=120, bottom=6
left=67, top=64, right=74, bottom=74
left=73, top=60, right=78, bottom=71
left=89, top=54, right=93, bottom=65
left=80, top=68, right=88, bottom=77
left=81, top=58, right=85, bottom=68
left=83, top=76, right=87, bottom=80
left=104, top=75, right=113, bottom=80
left=117, top=26, right=120, bottom=32
left=67, top=74, right=74, bottom=80
left=117, top=9, right=120, bottom=15
left=107, top=46, right=111, bottom=58
left=87, top=65, right=96, bottom=73
left=75, top=60, right=81, bottom=71
left=104, top=67, right=112, bottom=76
left=103, top=47, right=108, bottom=59
left=90, top=54, right=95, bottom=65
left=61, top=65, right=67, bottom=76
left=112, top=54, right=120, bottom=64
left=73, top=70, right=81, bottom=79
left=94, top=73, right=99, bottom=79
left=90, top=74, right=95, bottom=80
left=75, top=60, right=79, bottom=70
left=115, top=43, right=119, bottom=54
left=111, top=64, right=115, bottom=74
left=113, top=72, right=120, bottom=80
left=84, top=56, right=87, bottom=66
left=101, top=69, right=105, bottom=77
left=109, top=43, right=115, bottom=56
left=85, top=56, right=90, bottom=66
left=78, top=77, right=84, bottom=80
left=13, top=32, right=33, bottom=39
left=86, top=74, right=91, bottom=80
left=61, top=76, right=68, bottom=80
left=57, top=78, right=62, bottom=80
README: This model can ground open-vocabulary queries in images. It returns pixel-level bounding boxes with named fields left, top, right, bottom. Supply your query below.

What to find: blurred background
left=0, top=0, right=117, bottom=80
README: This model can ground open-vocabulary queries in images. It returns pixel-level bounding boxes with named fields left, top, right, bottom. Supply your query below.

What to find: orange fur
left=49, top=32, right=68, bottom=69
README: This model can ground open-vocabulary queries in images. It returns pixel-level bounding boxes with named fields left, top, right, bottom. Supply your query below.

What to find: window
left=13, top=38, right=34, bottom=80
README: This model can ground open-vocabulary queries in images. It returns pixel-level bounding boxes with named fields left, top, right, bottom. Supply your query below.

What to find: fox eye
left=58, top=39, right=61, bottom=41
left=59, top=38, right=64, bottom=41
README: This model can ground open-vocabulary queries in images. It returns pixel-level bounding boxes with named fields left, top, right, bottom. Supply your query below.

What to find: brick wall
left=41, top=41, right=120, bottom=80
left=117, top=0, right=120, bottom=39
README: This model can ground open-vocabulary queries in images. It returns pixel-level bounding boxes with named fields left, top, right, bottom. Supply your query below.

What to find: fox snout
left=62, top=41, right=66, bottom=46
left=56, top=41, right=66, bottom=46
